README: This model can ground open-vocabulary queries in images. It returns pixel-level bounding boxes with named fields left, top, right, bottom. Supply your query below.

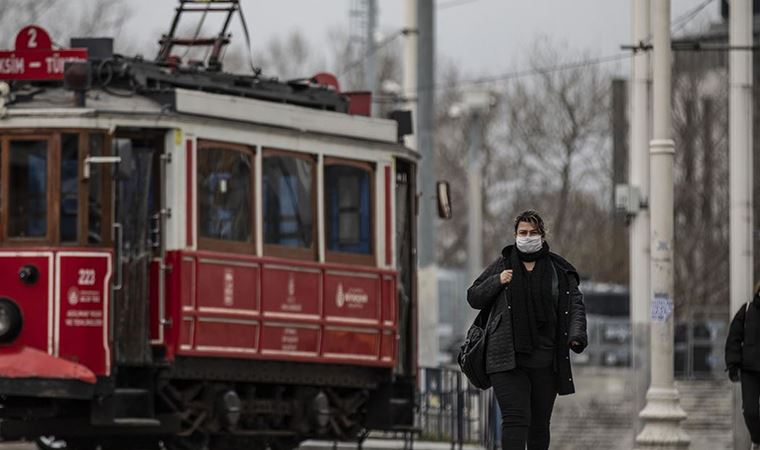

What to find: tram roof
left=1, top=86, right=419, bottom=160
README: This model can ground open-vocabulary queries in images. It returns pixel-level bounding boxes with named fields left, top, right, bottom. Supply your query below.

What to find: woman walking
left=725, top=282, right=760, bottom=450
left=466, top=210, right=587, bottom=450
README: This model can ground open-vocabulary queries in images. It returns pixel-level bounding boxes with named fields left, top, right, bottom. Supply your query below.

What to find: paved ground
left=0, top=444, right=32, bottom=450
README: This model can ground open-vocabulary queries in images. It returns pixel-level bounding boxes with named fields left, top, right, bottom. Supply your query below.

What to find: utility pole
left=461, top=92, right=491, bottom=286
left=730, top=0, right=754, bottom=448
left=402, top=0, right=417, bottom=150
left=630, top=0, right=651, bottom=437
left=467, top=110, right=483, bottom=288
left=413, top=0, right=440, bottom=368
left=365, top=0, right=378, bottom=116
left=635, top=0, right=689, bottom=447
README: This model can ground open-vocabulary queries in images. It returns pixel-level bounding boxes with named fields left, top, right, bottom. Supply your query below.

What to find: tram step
left=114, top=388, right=155, bottom=420
left=91, top=388, right=156, bottom=426
left=113, top=417, right=162, bottom=427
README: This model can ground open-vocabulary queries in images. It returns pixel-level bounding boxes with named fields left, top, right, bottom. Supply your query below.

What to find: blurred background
left=0, top=0, right=757, bottom=449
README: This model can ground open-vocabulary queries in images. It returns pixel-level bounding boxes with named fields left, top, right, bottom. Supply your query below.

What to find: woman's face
left=515, top=221, right=541, bottom=239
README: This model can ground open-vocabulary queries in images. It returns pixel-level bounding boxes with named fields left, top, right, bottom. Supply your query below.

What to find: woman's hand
left=499, top=270, right=513, bottom=285
left=729, top=367, right=740, bottom=383
left=569, top=340, right=584, bottom=354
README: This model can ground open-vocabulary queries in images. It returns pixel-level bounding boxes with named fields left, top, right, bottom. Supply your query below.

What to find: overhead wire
left=424, top=0, right=717, bottom=95
left=339, top=29, right=404, bottom=78
left=340, top=0, right=480, bottom=77
left=671, top=0, right=717, bottom=37
left=373, top=52, right=633, bottom=102
left=354, top=0, right=715, bottom=100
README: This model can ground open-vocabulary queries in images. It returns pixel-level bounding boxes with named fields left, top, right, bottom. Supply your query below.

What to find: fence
left=417, top=366, right=498, bottom=450
left=572, top=312, right=729, bottom=379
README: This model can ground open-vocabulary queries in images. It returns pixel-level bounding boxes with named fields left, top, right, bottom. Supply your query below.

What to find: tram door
left=395, top=159, right=416, bottom=377
left=112, top=131, right=165, bottom=365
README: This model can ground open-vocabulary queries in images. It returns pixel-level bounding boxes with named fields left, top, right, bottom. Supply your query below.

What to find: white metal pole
left=630, top=0, right=652, bottom=436
left=467, top=111, right=483, bottom=286
left=635, top=0, right=689, bottom=447
left=403, top=0, right=418, bottom=150
left=365, top=0, right=378, bottom=117
left=730, top=0, right=754, bottom=448
left=410, top=0, right=440, bottom=368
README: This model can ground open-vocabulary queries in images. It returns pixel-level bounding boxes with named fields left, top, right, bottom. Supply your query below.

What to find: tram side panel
left=163, top=250, right=397, bottom=368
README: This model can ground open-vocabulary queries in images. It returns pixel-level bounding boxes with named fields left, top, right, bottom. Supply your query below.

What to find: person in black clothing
left=467, top=210, right=587, bottom=450
left=726, top=282, right=760, bottom=450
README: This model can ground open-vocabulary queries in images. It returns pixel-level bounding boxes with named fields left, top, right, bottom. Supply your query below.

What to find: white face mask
left=516, top=235, right=543, bottom=253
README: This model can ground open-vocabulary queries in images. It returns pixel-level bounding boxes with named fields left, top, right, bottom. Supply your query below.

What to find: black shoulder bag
left=458, top=305, right=493, bottom=390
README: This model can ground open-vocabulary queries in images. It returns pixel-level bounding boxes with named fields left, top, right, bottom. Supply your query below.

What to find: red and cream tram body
left=0, top=21, right=418, bottom=450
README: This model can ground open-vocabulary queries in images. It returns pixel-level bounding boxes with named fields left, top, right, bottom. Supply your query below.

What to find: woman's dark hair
left=513, top=210, right=546, bottom=237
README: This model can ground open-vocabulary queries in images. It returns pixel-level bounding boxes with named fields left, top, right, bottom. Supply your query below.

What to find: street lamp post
left=635, top=0, right=689, bottom=447
left=729, top=0, right=754, bottom=447
left=450, top=91, right=493, bottom=288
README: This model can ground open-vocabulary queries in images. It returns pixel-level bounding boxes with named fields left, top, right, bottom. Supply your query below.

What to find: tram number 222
left=78, top=269, right=96, bottom=286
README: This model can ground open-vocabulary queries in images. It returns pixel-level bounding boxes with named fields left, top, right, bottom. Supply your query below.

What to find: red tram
left=0, top=10, right=420, bottom=450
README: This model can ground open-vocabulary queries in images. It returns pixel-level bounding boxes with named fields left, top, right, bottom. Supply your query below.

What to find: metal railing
left=417, top=366, right=498, bottom=449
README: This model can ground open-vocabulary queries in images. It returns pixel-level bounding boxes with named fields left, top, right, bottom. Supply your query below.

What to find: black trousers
left=742, top=369, right=760, bottom=444
left=491, top=366, right=558, bottom=450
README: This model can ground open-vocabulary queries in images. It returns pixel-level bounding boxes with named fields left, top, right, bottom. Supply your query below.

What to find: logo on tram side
left=223, top=269, right=234, bottom=307
left=335, top=283, right=369, bottom=309
left=68, top=287, right=79, bottom=306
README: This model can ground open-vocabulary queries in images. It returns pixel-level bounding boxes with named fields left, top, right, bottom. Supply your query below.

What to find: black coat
left=466, top=245, right=587, bottom=395
left=725, top=297, right=760, bottom=372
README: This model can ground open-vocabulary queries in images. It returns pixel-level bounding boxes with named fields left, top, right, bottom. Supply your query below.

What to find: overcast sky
left=121, top=0, right=720, bottom=80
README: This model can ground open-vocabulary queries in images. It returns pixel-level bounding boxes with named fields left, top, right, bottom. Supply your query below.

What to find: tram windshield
left=0, top=130, right=111, bottom=246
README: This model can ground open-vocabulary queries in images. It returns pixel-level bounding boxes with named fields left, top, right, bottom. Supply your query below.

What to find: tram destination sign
left=0, top=25, right=88, bottom=81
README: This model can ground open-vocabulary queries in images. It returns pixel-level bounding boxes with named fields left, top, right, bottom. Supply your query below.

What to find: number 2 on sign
left=27, top=28, right=37, bottom=48
left=78, top=269, right=96, bottom=286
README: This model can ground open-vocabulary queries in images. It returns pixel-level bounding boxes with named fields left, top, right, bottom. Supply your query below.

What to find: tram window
left=88, top=134, right=105, bottom=244
left=8, top=140, right=48, bottom=238
left=197, top=143, right=253, bottom=246
left=60, top=133, right=79, bottom=243
left=324, top=163, right=372, bottom=256
left=262, top=153, right=314, bottom=252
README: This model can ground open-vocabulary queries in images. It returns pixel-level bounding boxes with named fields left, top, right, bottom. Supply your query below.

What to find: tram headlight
left=0, top=299, right=22, bottom=343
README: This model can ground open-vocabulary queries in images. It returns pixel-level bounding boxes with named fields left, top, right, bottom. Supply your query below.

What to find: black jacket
left=726, top=297, right=760, bottom=372
left=466, top=245, right=587, bottom=395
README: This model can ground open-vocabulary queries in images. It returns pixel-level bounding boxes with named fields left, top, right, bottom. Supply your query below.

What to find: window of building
left=324, top=159, right=373, bottom=265
left=197, top=141, right=254, bottom=253
left=263, top=150, right=315, bottom=259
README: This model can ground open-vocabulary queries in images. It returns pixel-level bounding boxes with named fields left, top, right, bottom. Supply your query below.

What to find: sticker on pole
left=651, top=293, right=673, bottom=322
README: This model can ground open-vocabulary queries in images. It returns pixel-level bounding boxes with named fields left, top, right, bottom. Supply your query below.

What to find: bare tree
left=0, top=0, right=55, bottom=46
left=497, top=39, right=615, bottom=280
left=435, top=61, right=515, bottom=268
left=250, top=30, right=326, bottom=80
left=671, top=49, right=730, bottom=318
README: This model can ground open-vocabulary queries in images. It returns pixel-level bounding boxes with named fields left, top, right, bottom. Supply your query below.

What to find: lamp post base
left=635, top=387, right=690, bottom=449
